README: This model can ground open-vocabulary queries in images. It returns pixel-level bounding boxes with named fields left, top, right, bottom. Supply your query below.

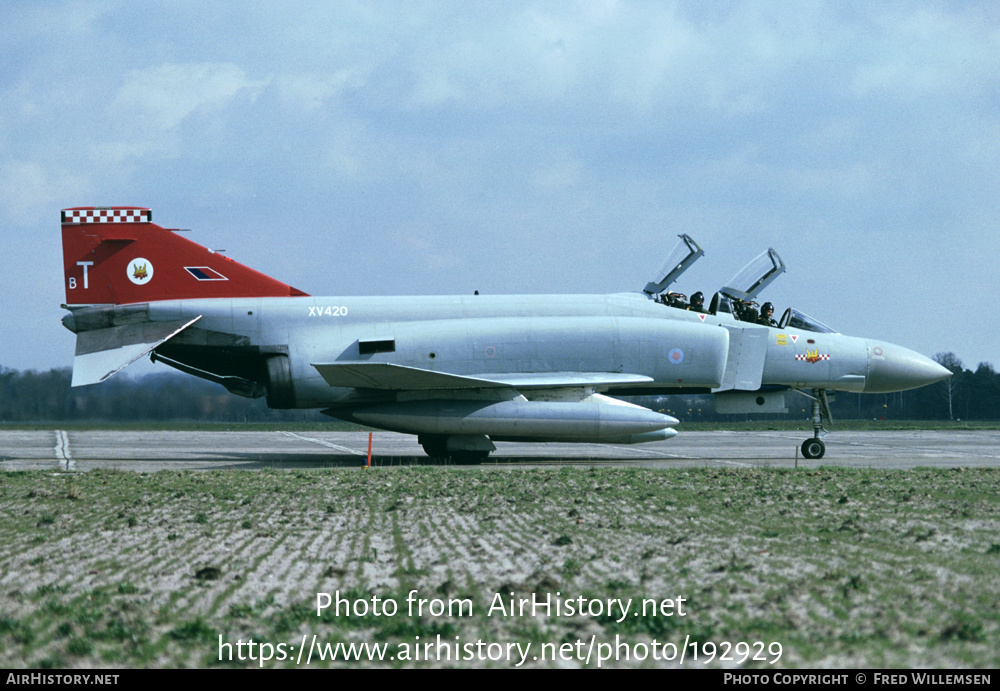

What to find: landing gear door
left=643, top=234, right=704, bottom=296
left=720, top=248, right=786, bottom=302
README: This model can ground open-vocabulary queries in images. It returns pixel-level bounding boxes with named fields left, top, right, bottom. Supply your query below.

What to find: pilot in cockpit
left=757, top=302, right=777, bottom=327
left=687, top=291, right=707, bottom=314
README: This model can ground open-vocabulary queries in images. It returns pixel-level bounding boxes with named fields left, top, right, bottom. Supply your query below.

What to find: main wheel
left=418, top=435, right=490, bottom=464
left=801, top=438, right=826, bottom=459
left=418, top=434, right=449, bottom=458
left=450, top=450, right=490, bottom=464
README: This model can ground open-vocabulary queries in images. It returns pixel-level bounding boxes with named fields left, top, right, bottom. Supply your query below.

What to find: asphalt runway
left=0, top=429, right=997, bottom=471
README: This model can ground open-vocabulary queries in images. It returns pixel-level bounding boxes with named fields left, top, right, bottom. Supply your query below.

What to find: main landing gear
left=797, top=388, right=832, bottom=459
left=418, top=434, right=492, bottom=464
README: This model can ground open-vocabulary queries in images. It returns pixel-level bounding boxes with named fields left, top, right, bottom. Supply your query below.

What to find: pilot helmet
left=691, top=291, right=704, bottom=305
left=762, top=302, right=774, bottom=314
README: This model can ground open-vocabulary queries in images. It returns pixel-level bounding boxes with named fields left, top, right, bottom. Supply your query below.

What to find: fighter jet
left=59, top=207, right=950, bottom=462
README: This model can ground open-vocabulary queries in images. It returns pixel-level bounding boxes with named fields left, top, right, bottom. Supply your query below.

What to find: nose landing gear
left=796, top=388, right=832, bottom=459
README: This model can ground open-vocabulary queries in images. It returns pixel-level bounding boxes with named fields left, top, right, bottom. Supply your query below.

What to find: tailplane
left=61, top=207, right=308, bottom=305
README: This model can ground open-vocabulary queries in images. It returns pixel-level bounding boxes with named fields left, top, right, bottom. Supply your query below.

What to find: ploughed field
left=1, top=466, right=998, bottom=668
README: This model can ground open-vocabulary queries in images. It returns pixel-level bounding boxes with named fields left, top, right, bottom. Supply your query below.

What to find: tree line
left=0, top=352, right=996, bottom=423
left=0, top=367, right=321, bottom=423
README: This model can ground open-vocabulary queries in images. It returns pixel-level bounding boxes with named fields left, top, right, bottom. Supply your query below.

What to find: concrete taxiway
left=0, top=429, right=997, bottom=471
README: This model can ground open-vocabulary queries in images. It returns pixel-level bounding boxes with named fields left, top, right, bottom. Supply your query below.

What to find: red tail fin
left=61, top=207, right=308, bottom=305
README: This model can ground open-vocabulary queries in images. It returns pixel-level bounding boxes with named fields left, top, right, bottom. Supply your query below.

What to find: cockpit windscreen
left=781, top=308, right=838, bottom=334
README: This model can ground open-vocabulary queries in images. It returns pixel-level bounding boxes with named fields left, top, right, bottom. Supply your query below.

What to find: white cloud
left=849, top=7, right=1000, bottom=100
left=0, top=160, right=90, bottom=226
left=532, top=158, right=585, bottom=192
left=2, top=1, right=1000, bottom=370
left=114, top=63, right=268, bottom=131
left=272, top=70, right=366, bottom=112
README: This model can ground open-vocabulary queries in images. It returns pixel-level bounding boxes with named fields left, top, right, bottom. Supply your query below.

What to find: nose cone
left=864, top=341, right=952, bottom=393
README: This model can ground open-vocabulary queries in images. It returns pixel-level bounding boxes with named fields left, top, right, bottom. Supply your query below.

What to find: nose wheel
left=796, top=388, right=832, bottom=459
left=801, top=437, right=826, bottom=459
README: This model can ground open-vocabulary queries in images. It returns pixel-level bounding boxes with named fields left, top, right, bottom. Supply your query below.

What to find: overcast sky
left=2, top=1, right=998, bottom=375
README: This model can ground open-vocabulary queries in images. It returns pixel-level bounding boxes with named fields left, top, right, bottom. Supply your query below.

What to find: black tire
left=418, top=435, right=490, bottom=464
left=418, top=434, right=449, bottom=458
left=801, top=438, right=826, bottom=459
left=450, top=450, right=490, bottom=465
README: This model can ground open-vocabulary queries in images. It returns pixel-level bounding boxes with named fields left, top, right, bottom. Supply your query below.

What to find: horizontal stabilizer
left=72, top=316, right=202, bottom=386
left=312, top=362, right=654, bottom=391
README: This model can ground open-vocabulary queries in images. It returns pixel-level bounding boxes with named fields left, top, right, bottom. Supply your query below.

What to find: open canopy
left=720, top=247, right=786, bottom=302
left=643, top=234, right=704, bottom=295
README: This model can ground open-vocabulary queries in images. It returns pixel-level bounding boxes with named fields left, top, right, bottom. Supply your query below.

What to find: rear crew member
left=687, top=291, right=707, bottom=313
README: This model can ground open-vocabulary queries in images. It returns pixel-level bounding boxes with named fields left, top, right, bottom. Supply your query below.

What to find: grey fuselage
left=117, top=290, right=935, bottom=408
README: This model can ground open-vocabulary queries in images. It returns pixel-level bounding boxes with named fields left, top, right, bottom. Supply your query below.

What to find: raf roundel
left=127, top=258, right=154, bottom=286
left=667, top=347, right=685, bottom=365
